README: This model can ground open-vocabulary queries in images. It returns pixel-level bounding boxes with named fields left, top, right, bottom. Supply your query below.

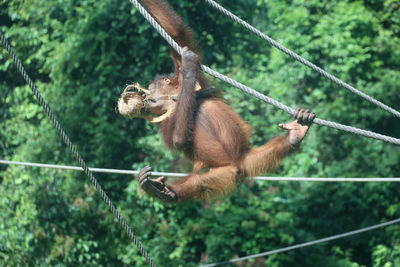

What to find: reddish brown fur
left=159, top=95, right=294, bottom=201
left=140, top=0, right=296, bottom=202
left=141, top=0, right=207, bottom=88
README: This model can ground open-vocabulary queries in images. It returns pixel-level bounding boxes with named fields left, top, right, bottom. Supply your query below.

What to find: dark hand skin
left=139, top=166, right=177, bottom=203
left=280, top=108, right=316, bottom=145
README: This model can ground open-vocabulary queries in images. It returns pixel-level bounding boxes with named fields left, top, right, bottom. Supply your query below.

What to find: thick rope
left=203, top=66, right=400, bottom=145
left=2, top=160, right=400, bottom=182
left=203, top=0, right=400, bottom=118
left=0, top=31, right=156, bottom=267
left=199, top=218, right=400, bottom=266
left=128, top=0, right=400, bottom=145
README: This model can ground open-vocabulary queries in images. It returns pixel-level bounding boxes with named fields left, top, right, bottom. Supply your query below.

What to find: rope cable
left=0, top=31, right=156, bottom=267
left=203, top=0, right=400, bottom=118
left=128, top=0, right=400, bottom=145
left=2, top=3, right=398, bottom=266
left=199, top=218, right=400, bottom=267
left=2, top=160, right=400, bottom=182
left=2, top=157, right=400, bottom=264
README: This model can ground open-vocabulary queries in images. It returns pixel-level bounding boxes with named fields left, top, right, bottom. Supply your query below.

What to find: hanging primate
left=119, top=0, right=315, bottom=203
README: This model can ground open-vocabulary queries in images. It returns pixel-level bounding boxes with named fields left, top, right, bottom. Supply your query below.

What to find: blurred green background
left=1, top=0, right=400, bottom=266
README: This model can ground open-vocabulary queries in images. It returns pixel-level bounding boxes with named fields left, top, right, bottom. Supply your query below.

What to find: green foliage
left=1, top=0, right=400, bottom=266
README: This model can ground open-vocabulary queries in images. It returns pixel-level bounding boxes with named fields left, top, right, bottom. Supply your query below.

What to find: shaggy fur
left=140, top=0, right=295, bottom=202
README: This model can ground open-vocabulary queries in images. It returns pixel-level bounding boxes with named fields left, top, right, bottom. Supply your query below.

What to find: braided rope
left=204, top=66, right=400, bottom=144
left=0, top=31, right=156, bottom=267
left=199, top=218, right=400, bottom=266
left=203, top=0, right=400, bottom=118
left=129, top=0, right=400, bottom=145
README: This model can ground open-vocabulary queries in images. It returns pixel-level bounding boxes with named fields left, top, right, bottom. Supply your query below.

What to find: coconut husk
left=117, top=91, right=144, bottom=119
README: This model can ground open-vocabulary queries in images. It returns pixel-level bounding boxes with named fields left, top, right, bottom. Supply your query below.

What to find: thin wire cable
left=199, top=218, right=400, bottom=267
left=5, top=158, right=399, bottom=265
left=128, top=0, right=400, bottom=145
left=203, top=0, right=400, bottom=118
left=0, top=31, right=156, bottom=267
left=2, top=160, right=400, bottom=182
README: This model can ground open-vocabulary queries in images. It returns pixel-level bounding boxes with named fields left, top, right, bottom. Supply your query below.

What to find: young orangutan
left=120, top=0, right=315, bottom=203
